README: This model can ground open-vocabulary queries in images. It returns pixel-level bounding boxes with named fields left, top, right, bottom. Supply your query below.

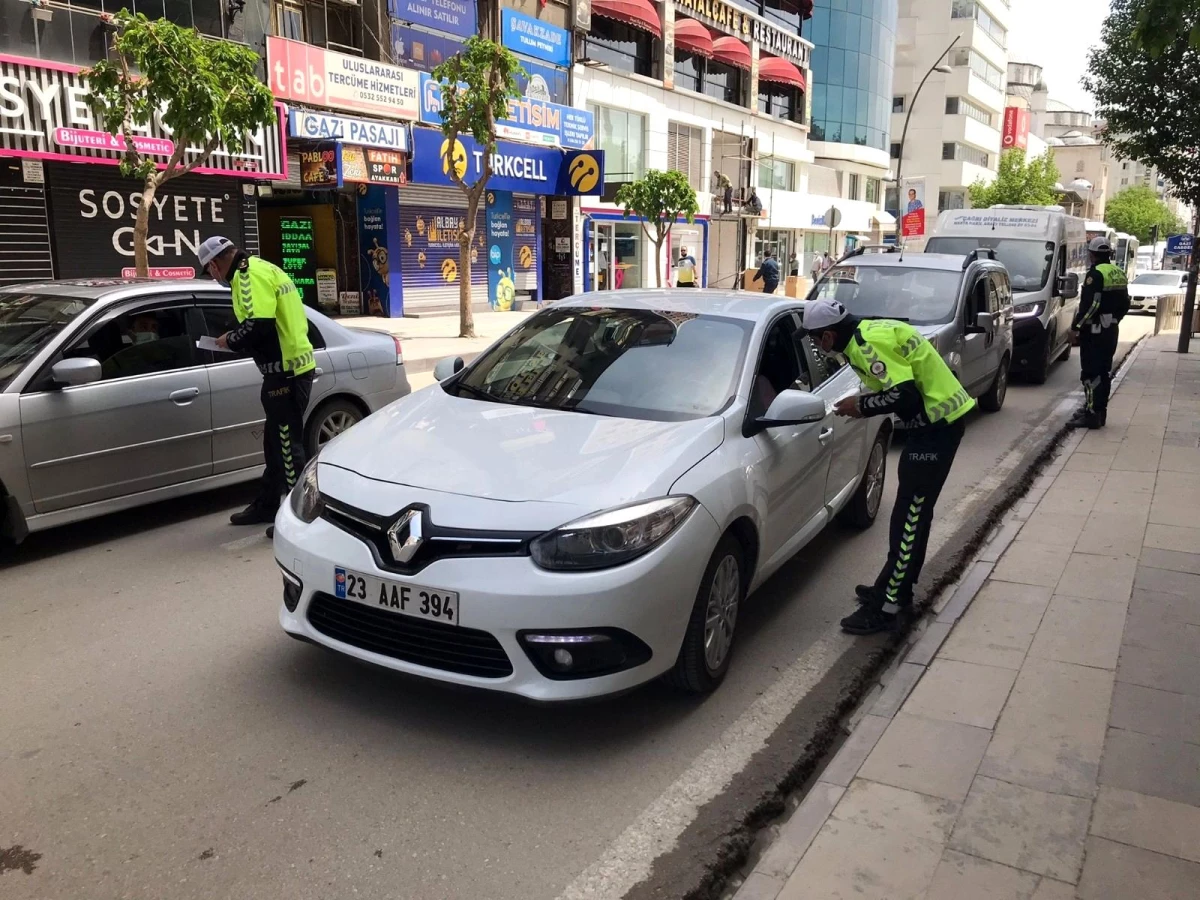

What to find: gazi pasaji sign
left=671, top=0, right=811, bottom=67
left=0, top=53, right=288, bottom=179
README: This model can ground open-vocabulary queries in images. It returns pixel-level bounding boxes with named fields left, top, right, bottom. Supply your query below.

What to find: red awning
left=592, top=0, right=662, bottom=37
left=674, top=16, right=714, bottom=58
left=800, top=0, right=814, bottom=18
left=758, top=55, right=807, bottom=90
left=711, top=35, right=752, bottom=70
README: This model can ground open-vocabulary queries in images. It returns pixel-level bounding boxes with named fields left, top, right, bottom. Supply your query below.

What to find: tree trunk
left=459, top=194, right=478, bottom=338
left=1177, top=206, right=1199, bottom=354
left=134, top=174, right=160, bottom=277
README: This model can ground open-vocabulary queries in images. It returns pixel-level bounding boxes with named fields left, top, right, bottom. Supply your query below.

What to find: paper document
left=197, top=336, right=235, bottom=353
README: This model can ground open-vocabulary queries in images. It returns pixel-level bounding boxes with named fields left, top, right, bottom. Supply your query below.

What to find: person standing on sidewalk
left=198, top=236, right=316, bottom=534
left=754, top=251, right=781, bottom=294
left=801, top=298, right=974, bottom=635
left=1070, top=236, right=1129, bottom=429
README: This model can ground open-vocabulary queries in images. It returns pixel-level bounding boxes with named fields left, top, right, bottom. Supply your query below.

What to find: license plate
left=334, top=566, right=459, bottom=626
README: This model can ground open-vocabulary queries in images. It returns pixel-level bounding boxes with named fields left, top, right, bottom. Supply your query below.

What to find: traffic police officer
left=802, top=298, right=974, bottom=635
left=197, top=236, right=316, bottom=531
left=1070, top=237, right=1128, bottom=429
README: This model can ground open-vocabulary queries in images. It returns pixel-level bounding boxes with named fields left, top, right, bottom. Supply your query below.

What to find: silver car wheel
left=865, top=439, right=886, bottom=519
left=317, top=410, right=359, bottom=446
left=994, top=363, right=1008, bottom=406
left=703, top=555, right=740, bottom=672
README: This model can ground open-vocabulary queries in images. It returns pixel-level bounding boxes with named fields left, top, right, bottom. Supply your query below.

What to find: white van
left=926, top=206, right=1087, bottom=383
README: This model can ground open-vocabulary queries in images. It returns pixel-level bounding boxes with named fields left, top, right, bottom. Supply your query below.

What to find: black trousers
left=257, top=371, right=313, bottom=507
left=873, top=420, right=965, bottom=610
left=1079, top=326, right=1119, bottom=416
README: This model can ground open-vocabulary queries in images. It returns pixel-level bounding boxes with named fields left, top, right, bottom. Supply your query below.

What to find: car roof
left=0, top=278, right=228, bottom=305
left=551, top=290, right=801, bottom=322
left=832, top=252, right=983, bottom=272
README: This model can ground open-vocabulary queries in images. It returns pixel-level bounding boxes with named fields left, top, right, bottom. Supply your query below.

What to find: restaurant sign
left=672, top=0, right=810, bottom=68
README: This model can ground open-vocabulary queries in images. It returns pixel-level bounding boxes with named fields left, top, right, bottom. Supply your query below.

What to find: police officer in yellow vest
left=198, top=236, right=316, bottom=532
left=1069, top=237, right=1128, bottom=429
left=802, top=298, right=974, bottom=635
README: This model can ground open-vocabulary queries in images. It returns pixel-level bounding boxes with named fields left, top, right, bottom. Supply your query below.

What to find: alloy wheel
left=865, top=439, right=886, bottom=519
left=317, top=410, right=359, bottom=446
left=703, top=555, right=740, bottom=672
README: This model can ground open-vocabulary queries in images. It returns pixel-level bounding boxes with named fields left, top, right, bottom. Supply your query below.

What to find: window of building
left=943, top=142, right=990, bottom=168
left=705, top=60, right=745, bottom=107
left=865, top=177, right=880, bottom=204
left=668, top=122, right=705, bottom=192
left=948, top=47, right=1004, bottom=90
left=1121, top=177, right=1128, bottom=186
left=885, top=185, right=900, bottom=214
left=762, top=0, right=806, bottom=35
left=758, top=158, right=795, bottom=191
left=951, top=1, right=1007, bottom=49
left=847, top=172, right=861, bottom=199
left=939, top=190, right=967, bottom=211
left=892, top=96, right=906, bottom=113
left=754, top=229, right=795, bottom=272
left=758, top=84, right=804, bottom=123
left=590, top=105, right=647, bottom=184
left=673, top=50, right=702, bottom=93
left=583, top=18, right=657, bottom=78
left=275, top=1, right=305, bottom=40
left=890, top=143, right=901, bottom=160
left=945, top=96, right=994, bottom=127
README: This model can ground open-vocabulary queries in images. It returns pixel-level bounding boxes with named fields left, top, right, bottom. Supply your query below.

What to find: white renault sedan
left=274, top=293, right=890, bottom=701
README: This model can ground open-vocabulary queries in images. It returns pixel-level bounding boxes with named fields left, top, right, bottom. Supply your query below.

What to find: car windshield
left=811, top=265, right=963, bottom=325
left=923, top=237, right=1056, bottom=291
left=1133, top=273, right=1183, bottom=286
left=0, top=292, right=93, bottom=390
left=445, top=307, right=753, bottom=421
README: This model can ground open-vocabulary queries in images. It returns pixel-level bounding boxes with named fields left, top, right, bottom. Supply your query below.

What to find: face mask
left=134, top=332, right=156, bottom=344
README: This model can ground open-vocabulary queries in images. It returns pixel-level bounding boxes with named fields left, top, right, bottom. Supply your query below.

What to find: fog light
left=553, top=648, right=574, bottom=668
left=518, top=629, right=653, bottom=680
left=279, top=564, right=303, bottom=612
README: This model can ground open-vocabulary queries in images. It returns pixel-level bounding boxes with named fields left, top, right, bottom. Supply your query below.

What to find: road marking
left=221, top=533, right=269, bottom=552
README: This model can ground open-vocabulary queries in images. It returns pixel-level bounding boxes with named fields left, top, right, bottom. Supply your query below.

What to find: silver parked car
left=0, top=279, right=410, bottom=543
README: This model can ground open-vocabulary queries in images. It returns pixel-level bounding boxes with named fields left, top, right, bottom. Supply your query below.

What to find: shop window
left=668, top=122, right=705, bottom=192
left=589, top=105, right=646, bottom=184
left=758, top=84, right=803, bottom=123
left=758, top=158, right=795, bottom=192
left=705, top=59, right=745, bottom=107
left=754, top=229, right=795, bottom=276
left=583, top=19, right=656, bottom=78
left=673, top=50, right=702, bottom=93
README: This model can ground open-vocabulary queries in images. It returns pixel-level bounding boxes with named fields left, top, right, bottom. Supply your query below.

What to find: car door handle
left=818, top=427, right=834, bottom=445
left=169, top=387, right=200, bottom=405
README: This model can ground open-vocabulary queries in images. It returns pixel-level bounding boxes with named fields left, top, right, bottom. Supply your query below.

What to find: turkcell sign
left=289, top=109, right=409, bottom=152
left=418, top=73, right=594, bottom=149
left=501, top=9, right=572, bottom=68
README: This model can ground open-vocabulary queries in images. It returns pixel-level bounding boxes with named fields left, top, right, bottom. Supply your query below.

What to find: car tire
left=1057, top=339, right=1072, bottom=362
left=305, top=397, right=364, bottom=459
left=979, top=355, right=1010, bottom=413
left=1028, top=331, right=1053, bottom=385
left=667, top=534, right=745, bottom=695
left=838, top=428, right=889, bottom=530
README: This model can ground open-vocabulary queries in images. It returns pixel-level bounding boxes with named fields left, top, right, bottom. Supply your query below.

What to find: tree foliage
left=615, top=171, right=700, bottom=289
left=1130, top=0, right=1200, bottom=57
left=967, top=150, right=1060, bottom=209
left=431, top=36, right=523, bottom=337
left=84, top=11, right=275, bottom=276
left=1104, top=185, right=1184, bottom=243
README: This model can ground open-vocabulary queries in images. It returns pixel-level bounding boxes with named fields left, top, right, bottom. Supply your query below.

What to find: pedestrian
left=754, top=251, right=781, bottom=294
left=810, top=253, right=824, bottom=283
left=1069, top=236, right=1129, bottom=429
left=801, top=298, right=974, bottom=635
left=743, top=188, right=763, bottom=216
left=788, top=252, right=800, bottom=278
left=674, top=246, right=698, bottom=287
left=822, top=251, right=834, bottom=272
left=714, top=171, right=733, bottom=214
left=198, top=236, right=316, bottom=537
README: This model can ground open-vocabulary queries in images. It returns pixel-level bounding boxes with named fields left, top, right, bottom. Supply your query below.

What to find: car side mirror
left=966, top=312, right=995, bottom=335
left=1057, top=273, right=1079, bottom=299
left=756, top=390, right=827, bottom=430
left=50, top=357, right=102, bottom=387
left=433, top=356, right=465, bottom=381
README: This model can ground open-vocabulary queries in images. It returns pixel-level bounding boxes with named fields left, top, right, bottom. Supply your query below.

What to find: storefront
left=582, top=212, right=711, bottom=291
left=0, top=51, right=287, bottom=285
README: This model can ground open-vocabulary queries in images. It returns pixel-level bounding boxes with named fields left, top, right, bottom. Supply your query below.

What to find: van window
left=924, top=237, right=1056, bottom=292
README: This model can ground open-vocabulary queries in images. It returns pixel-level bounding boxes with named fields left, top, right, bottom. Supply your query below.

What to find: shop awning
left=674, top=16, right=714, bottom=57
left=758, top=55, right=807, bottom=90
left=592, top=0, right=662, bottom=38
left=711, top=35, right=752, bottom=70
left=872, top=211, right=897, bottom=228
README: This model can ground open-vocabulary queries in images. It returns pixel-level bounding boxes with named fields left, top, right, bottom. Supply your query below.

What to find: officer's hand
left=1069, top=328, right=1080, bottom=347
left=834, top=396, right=863, bottom=418
left=215, top=333, right=230, bottom=350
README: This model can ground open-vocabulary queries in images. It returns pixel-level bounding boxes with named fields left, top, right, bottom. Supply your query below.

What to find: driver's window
left=972, top=277, right=991, bottom=316
left=750, top=317, right=807, bottom=419
left=65, top=306, right=198, bottom=381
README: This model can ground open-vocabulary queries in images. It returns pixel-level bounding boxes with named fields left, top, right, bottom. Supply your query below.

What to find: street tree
left=967, top=150, right=1060, bottom=209
left=615, top=170, right=700, bottom=288
left=431, top=35, right=523, bottom=338
left=84, top=11, right=275, bottom=277
left=1104, top=185, right=1184, bottom=244
left=1129, top=0, right=1200, bottom=56
left=1086, top=0, right=1200, bottom=351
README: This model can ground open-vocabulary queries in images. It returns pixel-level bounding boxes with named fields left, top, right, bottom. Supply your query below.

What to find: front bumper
left=1011, top=315, right=1049, bottom=372
left=273, top=498, right=721, bottom=700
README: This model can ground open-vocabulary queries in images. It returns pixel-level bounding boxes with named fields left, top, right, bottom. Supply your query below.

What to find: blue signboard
left=418, top=73, right=593, bottom=149
left=501, top=8, right=571, bottom=67
left=410, top=126, right=603, bottom=195
left=387, top=0, right=477, bottom=39
left=289, top=109, right=408, bottom=152
left=357, top=185, right=405, bottom=317
left=487, top=190, right=516, bottom=310
left=1165, top=233, right=1195, bottom=256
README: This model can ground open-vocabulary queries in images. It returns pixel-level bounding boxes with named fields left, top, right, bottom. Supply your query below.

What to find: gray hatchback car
left=0, top=279, right=410, bottom=543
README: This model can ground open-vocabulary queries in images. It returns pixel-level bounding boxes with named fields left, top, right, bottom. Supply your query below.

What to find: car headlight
left=1013, top=301, right=1043, bottom=319
left=530, top=496, right=697, bottom=571
left=289, top=459, right=324, bottom=523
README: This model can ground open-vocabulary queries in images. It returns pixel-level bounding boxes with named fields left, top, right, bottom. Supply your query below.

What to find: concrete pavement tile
left=830, top=779, right=959, bottom=845
left=923, top=849, right=1039, bottom=900
left=870, top=662, right=926, bottom=719
left=1122, top=610, right=1200, bottom=655
left=1139, top=547, right=1200, bottom=576
left=980, top=658, right=1113, bottom=798
left=1091, top=786, right=1200, bottom=865
left=1134, top=566, right=1200, bottom=601
left=1148, top=492, right=1200, bottom=528
left=1159, top=445, right=1200, bottom=473
left=756, top=782, right=845, bottom=880
left=1055, top=554, right=1136, bottom=603
left=733, top=872, right=787, bottom=900
left=1077, top=430, right=1124, bottom=452
left=1109, top=682, right=1200, bottom=742
left=859, top=713, right=991, bottom=803
left=821, top=716, right=890, bottom=787
left=935, top=560, right=994, bottom=624
left=1030, top=879, right=1076, bottom=900
left=948, top=776, right=1091, bottom=883
left=1027, top=594, right=1127, bottom=670
left=1036, top=480, right=1104, bottom=517
left=1101, top=469, right=1157, bottom=496
left=992, top=541, right=1072, bottom=588
left=1111, top=444, right=1162, bottom=473
left=1064, top=453, right=1113, bottom=473
left=905, top=620, right=953, bottom=667
left=1099, top=727, right=1200, bottom=807
left=901, top=659, right=1017, bottom=730
left=1072, top=512, right=1148, bottom=559
left=1143, top=523, right=1200, bottom=553
left=1129, top=585, right=1200, bottom=624
left=977, top=520, right=1024, bottom=564
left=777, top=819, right=943, bottom=900
left=939, top=581, right=1052, bottom=671
left=1116, top=643, right=1200, bottom=697
left=1077, top=837, right=1200, bottom=900
left=1016, top=511, right=1088, bottom=550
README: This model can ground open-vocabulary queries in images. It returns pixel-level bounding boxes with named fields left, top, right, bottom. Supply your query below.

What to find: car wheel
left=1057, top=338, right=1072, bottom=362
left=838, top=428, right=890, bottom=529
left=667, top=534, right=744, bottom=695
left=1028, top=332, right=1053, bottom=385
left=305, top=397, right=364, bottom=458
left=979, top=355, right=1009, bottom=412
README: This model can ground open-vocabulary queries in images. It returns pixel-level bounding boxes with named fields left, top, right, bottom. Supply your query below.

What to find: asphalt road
left=0, top=318, right=1153, bottom=900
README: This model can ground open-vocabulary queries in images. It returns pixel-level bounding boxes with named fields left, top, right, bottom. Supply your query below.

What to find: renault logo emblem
left=387, top=508, right=424, bottom=564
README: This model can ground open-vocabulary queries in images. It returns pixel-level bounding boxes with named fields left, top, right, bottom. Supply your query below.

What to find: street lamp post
left=892, top=35, right=960, bottom=221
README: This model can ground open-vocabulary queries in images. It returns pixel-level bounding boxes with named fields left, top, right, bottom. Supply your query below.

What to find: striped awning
left=592, top=0, right=662, bottom=37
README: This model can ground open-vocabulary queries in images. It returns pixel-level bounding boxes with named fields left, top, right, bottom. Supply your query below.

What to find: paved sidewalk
left=734, top=333, right=1200, bottom=900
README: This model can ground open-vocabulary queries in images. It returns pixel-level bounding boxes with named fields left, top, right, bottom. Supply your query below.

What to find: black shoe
left=1067, top=410, right=1101, bottom=429
left=841, top=604, right=909, bottom=635
left=230, top=502, right=277, bottom=526
left=856, top=584, right=879, bottom=605
left=1100, top=410, right=1108, bottom=427
left=265, top=525, right=275, bottom=539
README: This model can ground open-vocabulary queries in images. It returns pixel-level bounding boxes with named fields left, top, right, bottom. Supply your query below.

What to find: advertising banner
left=399, top=204, right=486, bottom=290
left=419, top=73, right=593, bottom=149
left=513, top=195, right=540, bottom=287
left=900, top=177, right=927, bottom=239
left=289, top=109, right=408, bottom=152
left=487, top=190, right=516, bottom=310
left=267, top=37, right=420, bottom=121
left=299, top=145, right=339, bottom=189
left=501, top=9, right=572, bottom=67
left=410, top=127, right=603, bottom=195
left=357, top=185, right=405, bottom=317
left=1002, top=107, right=1031, bottom=151
left=387, top=0, right=477, bottom=39
left=338, top=145, right=408, bottom=186
left=279, top=216, right=319, bottom=308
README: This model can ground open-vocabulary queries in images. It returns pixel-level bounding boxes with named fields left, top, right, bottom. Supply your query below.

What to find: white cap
left=802, top=298, right=849, bottom=333
left=197, top=235, right=235, bottom=267
left=1088, top=236, right=1113, bottom=254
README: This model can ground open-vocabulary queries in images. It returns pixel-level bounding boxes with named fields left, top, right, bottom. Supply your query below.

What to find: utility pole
left=1177, top=206, right=1199, bottom=353
left=892, top=35, right=959, bottom=232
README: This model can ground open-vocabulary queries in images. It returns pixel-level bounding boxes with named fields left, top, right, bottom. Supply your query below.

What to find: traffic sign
left=1165, top=233, right=1194, bottom=256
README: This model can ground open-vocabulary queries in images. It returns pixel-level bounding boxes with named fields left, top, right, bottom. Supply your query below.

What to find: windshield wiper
left=452, top=382, right=503, bottom=403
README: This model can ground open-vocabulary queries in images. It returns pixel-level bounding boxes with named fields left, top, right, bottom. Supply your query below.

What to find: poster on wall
left=279, top=217, right=319, bottom=307
left=399, top=204, right=486, bottom=292
left=900, top=177, right=927, bottom=239
left=387, top=0, right=476, bottom=38
left=513, top=195, right=540, bottom=295
left=487, top=191, right=516, bottom=310
left=300, top=145, right=339, bottom=189
left=357, top=186, right=399, bottom=316
left=316, top=268, right=338, bottom=312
